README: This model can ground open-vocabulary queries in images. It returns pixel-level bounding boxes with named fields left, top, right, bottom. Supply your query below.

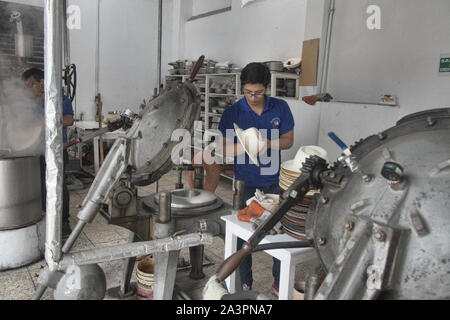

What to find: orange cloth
left=302, top=95, right=321, bottom=106
left=237, top=201, right=265, bottom=222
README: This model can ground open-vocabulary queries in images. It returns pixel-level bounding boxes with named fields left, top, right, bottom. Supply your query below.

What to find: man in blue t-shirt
left=218, top=62, right=295, bottom=295
left=22, top=68, right=74, bottom=239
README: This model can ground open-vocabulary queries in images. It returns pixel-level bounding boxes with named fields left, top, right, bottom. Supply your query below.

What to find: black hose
left=253, top=241, right=311, bottom=252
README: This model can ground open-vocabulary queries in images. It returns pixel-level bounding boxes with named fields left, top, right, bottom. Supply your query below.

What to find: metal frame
left=35, top=0, right=203, bottom=300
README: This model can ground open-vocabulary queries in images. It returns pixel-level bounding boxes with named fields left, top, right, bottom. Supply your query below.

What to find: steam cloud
left=0, top=77, right=45, bottom=158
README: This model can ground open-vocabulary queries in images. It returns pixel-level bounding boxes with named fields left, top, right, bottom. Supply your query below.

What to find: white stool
left=221, top=213, right=317, bottom=300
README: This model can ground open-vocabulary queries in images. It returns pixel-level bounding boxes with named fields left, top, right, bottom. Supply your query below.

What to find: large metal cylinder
left=0, top=157, right=43, bottom=230
left=308, top=108, right=450, bottom=299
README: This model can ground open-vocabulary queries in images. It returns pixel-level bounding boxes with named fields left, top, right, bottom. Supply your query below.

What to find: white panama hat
left=234, top=123, right=264, bottom=166
left=281, top=145, right=329, bottom=173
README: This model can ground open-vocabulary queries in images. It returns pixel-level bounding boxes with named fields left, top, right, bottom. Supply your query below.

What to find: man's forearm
left=222, top=141, right=245, bottom=158
left=267, top=136, right=293, bottom=151
left=267, top=130, right=294, bottom=151
left=62, top=115, right=74, bottom=127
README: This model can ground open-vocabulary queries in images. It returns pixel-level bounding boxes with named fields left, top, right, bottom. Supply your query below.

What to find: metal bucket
left=0, top=157, right=43, bottom=231
left=15, top=34, right=33, bottom=58
left=136, top=257, right=155, bottom=300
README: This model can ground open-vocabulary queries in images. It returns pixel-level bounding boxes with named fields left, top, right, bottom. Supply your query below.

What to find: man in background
left=22, top=67, right=74, bottom=239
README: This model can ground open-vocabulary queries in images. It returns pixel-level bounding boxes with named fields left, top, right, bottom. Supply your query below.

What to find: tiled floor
left=0, top=169, right=314, bottom=300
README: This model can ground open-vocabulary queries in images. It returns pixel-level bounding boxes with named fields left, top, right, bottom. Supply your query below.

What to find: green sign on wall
left=439, top=55, right=450, bottom=72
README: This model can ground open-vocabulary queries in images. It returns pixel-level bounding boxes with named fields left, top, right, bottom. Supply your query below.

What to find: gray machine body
left=130, top=82, right=201, bottom=185
left=0, top=157, right=43, bottom=230
left=307, top=108, right=450, bottom=299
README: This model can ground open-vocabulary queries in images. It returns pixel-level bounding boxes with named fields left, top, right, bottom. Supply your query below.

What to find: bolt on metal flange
left=344, top=221, right=354, bottom=231
left=374, top=230, right=385, bottom=242
left=317, top=237, right=327, bottom=246
left=321, top=196, right=329, bottom=204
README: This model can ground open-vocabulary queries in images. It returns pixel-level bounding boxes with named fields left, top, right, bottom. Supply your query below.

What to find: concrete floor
left=0, top=169, right=315, bottom=300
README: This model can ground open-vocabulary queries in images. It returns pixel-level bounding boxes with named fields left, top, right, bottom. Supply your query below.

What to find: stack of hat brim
left=279, top=178, right=320, bottom=241
left=279, top=161, right=302, bottom=190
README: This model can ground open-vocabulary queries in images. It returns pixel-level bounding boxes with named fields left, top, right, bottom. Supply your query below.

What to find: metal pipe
left=58, top=233, right=213, bottom=268
left=158, top=192, right=171, bottom=223
left=194, top=167, right=204, bottom=189
left=95, top=0, right=101, bottom=96
left=157, top=0, right=163, bottom=95
left=232, top=179, right=246, bottom=210
left=62, top=0, right=70, bottom=67
left=44, top=0, right=64, bottom=269
left=62, top=138, right=128, bottom=253
left=319, top=0, right=335, bottom=94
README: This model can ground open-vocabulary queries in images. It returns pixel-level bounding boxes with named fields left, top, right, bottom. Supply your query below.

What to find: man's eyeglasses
left=243, top=90, right=266, bottom=98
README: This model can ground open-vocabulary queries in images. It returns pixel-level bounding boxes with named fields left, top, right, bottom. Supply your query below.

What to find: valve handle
left=328, top=132, right=348, bottom=151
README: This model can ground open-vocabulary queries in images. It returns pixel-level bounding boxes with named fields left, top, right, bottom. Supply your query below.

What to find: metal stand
left=189, top=166, right=205, bottom=280
left=175, top=167, right=184, bottom=189
left=229, top=179, right=246, bottom=291
left=153, top=192, right=179, bottom=300
left=118, top=232, right=139, bottom=297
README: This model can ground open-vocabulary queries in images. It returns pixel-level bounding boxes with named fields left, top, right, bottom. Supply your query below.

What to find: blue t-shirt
left=218, top=96, right=295, bottom=188
left=40, top=95, right=74, bottom=143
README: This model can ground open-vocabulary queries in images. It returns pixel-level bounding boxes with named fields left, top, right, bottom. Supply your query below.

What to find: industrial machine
left=0, top=5, right=46, bottom=271
left=213, top=108, right=450, bottom=300
left=31, top=53, right=237, bottom=300
left=11, top=0, right=447, bottom=300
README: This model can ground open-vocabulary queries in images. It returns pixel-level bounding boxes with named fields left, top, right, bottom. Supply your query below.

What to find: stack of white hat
left=279, top=145, right=329, bottom=190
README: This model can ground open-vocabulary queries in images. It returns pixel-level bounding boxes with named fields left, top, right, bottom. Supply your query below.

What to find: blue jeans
left=237, top=183, right=281, bottom=288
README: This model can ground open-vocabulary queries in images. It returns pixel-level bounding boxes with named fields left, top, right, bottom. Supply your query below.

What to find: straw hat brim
left=234, top=123, right=260, bottom=166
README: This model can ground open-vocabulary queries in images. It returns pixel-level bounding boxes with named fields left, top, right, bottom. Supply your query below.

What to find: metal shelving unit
left=165, top=73, right=241, bottom=132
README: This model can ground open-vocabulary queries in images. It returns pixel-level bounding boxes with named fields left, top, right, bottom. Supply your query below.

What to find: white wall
left=68, top=0, right=174, bottom=120
left=300, top=0, right=450, bottom=163
left=281, top=100, right=321, bottom=162
left=317, top=102, right=399, bottom=161
left=181, top=0, right=317, bottom=162
left=2, top=0, right=175, bottom=119
left=192, top=0, right=231, bottom=17
left=183, top=0, right=307, bottom=67
left=326, top=0, right=450, bottom=118
left=68, top=0, right=97, bottom=119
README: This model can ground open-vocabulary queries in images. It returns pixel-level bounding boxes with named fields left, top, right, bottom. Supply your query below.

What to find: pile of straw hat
left=278, top=146, right=329, bottom=240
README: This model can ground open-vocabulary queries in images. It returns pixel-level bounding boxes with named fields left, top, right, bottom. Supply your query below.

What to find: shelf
left=207, top=73, right=240, bottom=77
left=165, top=72, right=241, bottom=132
left=208, top=93, right=237, bottom=97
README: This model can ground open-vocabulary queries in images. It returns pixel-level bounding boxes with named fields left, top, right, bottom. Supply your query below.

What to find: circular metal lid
left=142, top=189, right=224, bottom=218
left=154, top=189, right=217, bottom=209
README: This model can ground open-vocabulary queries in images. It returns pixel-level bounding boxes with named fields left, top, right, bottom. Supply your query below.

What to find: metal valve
left=381, top=161, right=404, bottom=183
